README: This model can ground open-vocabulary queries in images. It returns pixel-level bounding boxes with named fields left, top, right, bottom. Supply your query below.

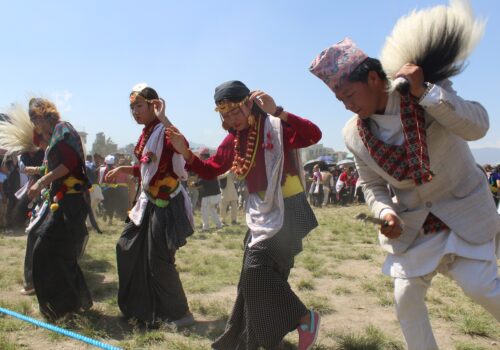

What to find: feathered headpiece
left=0, top=103, right=38, bottom=160
left=380, top=0, right=486, bottom=92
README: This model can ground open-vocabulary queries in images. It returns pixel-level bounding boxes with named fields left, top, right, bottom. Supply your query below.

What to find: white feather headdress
left=0, top=103, right=38, bottom=159
left=380, top=0, right=486, bottom=91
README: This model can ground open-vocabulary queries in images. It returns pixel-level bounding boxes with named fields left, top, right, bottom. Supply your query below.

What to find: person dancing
left=105, top=84, right=195, bottom=328
left=310, top=1, right=500, bottom=348
left=167, top=80, right=322, bottom=349
left=26, top=98, right=94, bottom=320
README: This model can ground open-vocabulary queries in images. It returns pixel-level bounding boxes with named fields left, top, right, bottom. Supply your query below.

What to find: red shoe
left=297, top=309, right=320, bottom=350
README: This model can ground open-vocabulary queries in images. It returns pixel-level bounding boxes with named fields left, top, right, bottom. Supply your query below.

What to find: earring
left=247, top=115, right=255, bottom=126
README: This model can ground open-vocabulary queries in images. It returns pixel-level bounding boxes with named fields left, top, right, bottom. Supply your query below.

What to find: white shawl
left=246, top=116, right=285, bottom=247
left=128, top=123, right=193, bottom=227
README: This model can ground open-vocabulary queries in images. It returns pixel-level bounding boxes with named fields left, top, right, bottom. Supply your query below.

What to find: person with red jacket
left=167, top=80, right=322, bottom=350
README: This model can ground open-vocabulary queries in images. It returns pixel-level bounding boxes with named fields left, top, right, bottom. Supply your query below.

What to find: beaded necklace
left=134, top=120, right=160, bottom=160
left=232, top=115, right=261, bottom=180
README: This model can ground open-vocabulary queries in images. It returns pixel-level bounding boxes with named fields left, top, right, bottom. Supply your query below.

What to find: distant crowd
left=2, top=154, right=499, bottom=232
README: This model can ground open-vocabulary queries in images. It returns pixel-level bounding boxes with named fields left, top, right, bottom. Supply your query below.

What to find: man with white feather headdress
left=310, top=1, right=499, bottom=349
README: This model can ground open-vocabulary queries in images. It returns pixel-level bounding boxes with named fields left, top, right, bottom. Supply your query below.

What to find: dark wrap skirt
left=116, top=191, right=194, bottom=325
left=32, top=193, right=92, bottom=320
left=102, top=185, right=129, bottom=221
left=212, top=192, right=318, bottom=350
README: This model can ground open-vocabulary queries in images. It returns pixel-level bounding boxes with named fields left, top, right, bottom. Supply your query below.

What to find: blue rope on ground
left=0, top=307, right=121, bottom=350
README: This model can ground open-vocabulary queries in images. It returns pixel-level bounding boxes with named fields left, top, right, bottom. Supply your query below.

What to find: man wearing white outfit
left=198, top=149, right=222, bottom=231
left=320, top=169, right=333, bottom=206
left=310, top=31, right=500, bottom=350
left=218, top=170, right=238, bottom=225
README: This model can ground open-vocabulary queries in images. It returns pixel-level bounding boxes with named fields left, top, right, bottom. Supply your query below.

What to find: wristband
left=273, top=105, right=284, bottom=117
left=418, top=82, right=434, bottom=103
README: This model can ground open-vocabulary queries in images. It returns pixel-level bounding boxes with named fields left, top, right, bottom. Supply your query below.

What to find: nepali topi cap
left=309, top=38, right=368, bottom=93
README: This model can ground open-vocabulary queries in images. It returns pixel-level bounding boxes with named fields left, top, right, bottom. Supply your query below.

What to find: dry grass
left=0, top=205, right=498, bottom=349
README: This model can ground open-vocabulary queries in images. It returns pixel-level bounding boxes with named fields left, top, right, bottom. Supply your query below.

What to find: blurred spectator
left=310, top=164, right=323, bottom=207
left=330, top=167, right=339, bottom=205
left=348, top=168, right=358, bottom=203
left=99, top=155, right=128, bottom=224
left=187, top=172, right=200, bottom=213
left=320, top=168, right=333, bottom=206
left=218, top=170, right=238, bottom=225
left=336, top=166, right=352, bottom=206
left=86, top=155, right=104, bottom=222
left=198, top=149, right=222, bottom=231
left=0, top=167, right=7, bottom=228
left=3, top=157, right=22, bottom=227
left=488, top=164, right=500, bottom=208
left=355, top=176, right=365, bottom=204
left=237, top=180, right=248, bottom=210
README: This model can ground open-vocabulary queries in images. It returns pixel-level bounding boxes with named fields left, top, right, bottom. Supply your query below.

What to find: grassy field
left=0, top=205, right=499, bottom=349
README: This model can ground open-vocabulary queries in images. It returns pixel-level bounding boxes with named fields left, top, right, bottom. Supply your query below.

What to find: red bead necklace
left=231, top=115, right=261, bottom=179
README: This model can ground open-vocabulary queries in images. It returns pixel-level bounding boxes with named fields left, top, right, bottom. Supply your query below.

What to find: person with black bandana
left=167, top=80, right=322, bottom=350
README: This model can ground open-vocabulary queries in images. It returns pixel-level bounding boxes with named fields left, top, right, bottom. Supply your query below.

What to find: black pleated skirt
left=32, top=194, right=92, bottom=320
left=213, top=192, right=318, bottom=350
left=116, top=192, right=194, bottom=325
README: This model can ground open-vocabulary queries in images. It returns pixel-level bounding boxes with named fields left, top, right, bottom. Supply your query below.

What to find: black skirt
left=213, top=192, right=318, bottom=350
left=116, top=192, right=194, bottom=325
left=102, top=186, right=129, bottom=220
left=32, top=193, right=92, bottom=320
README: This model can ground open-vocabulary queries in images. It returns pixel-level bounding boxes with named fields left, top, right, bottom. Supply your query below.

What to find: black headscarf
left=214, top=80, right=250, bottom=102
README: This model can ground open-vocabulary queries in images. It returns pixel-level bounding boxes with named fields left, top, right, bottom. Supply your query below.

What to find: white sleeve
left=419, top=80, right=489, bottom=141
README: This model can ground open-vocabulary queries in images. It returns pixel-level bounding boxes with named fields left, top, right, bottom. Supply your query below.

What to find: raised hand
left=249, top=90, right=277, bottom=116
left=395, top=63, right=426, bottom=98
left=166, top=126, right=189, bottom=155
left=152, top=98, right=166, bottom=119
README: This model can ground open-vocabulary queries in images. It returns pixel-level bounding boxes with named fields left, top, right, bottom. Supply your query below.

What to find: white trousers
left=201, top=194, right=222, bottom=230
left=220, top=199, right=237, bottom=224
left=394, top=256, right=500, bottom=350
left=322, top=187, right=331, bottom=206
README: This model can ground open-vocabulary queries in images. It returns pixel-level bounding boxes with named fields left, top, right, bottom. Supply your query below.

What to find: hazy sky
left=1, top=0, right=498, bottom=151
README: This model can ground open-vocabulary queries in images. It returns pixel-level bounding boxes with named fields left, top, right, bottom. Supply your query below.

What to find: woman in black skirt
left=105, top=84, right=194, bottom=327
left=27, top=98, right=93, bottom=320
left=167, top=81, right=322, bottom=350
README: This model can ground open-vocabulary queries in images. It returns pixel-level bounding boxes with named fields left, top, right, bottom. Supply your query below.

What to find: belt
left=100, top=183, right=128, bottom=189
left=258, top=174, right=303, bottom=199
left=145, top=176, right=181, bottom=208
left=63, top=176, right=85, bottom=194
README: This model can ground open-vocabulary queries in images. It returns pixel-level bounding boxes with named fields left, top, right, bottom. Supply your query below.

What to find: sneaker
left=165, top=313, right=195, bottom=329
left=20, top=287, right=35, bottom=296
left=297, top=309, right=320, bottom=350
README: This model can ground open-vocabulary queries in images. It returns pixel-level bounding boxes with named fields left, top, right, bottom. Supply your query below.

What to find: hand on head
left=249, top=90, right=277, bottom=115
left=151, top=98, right=166, bottom=119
